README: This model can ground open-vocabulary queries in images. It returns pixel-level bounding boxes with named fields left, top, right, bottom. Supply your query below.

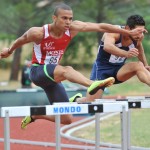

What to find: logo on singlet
left=44, top=42, right=55, bottom=50
left=46, top=50, right=64, bottom=56
left=45, top=42, right=54, bottom=47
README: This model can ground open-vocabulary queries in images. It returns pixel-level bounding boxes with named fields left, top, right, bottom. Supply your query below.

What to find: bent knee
left=64, top=66, right=74, bottom=72
left=59, top=66, right=74, bottom=75
left=131, top=62, right=145, bottom=71
left=136, top=62, right=145, bottom=70
left=138, top=61, right=144, bottom=67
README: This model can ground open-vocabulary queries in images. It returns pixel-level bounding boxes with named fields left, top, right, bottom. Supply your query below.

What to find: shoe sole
left=89, top=77, right=115, bottom=95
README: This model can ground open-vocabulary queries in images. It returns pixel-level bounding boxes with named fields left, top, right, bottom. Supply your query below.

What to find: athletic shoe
left=69, top=93, right=82, bottom=102
left=88, top=77, right=115, bottom=95
left=21, top=116, right=34, bottom=129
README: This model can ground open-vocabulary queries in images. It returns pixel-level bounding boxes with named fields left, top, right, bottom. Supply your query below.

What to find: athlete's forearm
left=99, top=23, right=129, bottom=34
left=9, top=33, right=29, bottom=53
left=71, top=21, right=129, bottom=34
left=104, top=43, right=127, bottom=57
left=0, top=34, right=29, bottom=59
left=99, top=23, right=146, bottom=37
left=9, top=38, right=25, bottom=53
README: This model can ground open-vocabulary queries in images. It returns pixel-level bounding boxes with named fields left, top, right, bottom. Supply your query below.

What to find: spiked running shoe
left=88, top=77, right=115, bottom=95
left=69, top=93, right=82, bottom=102
left=21, top=116, right=34, bottom=129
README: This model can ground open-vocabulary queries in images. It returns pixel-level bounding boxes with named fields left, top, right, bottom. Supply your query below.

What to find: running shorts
left=29, top=64, right=69, bottom=104
left=90, top=62, right=123, bottom=90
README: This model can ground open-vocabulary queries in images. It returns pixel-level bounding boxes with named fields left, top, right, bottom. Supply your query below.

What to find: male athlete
left=0, top=4, right=146, bottom=129
left=74, top=15, right=150, bottom=103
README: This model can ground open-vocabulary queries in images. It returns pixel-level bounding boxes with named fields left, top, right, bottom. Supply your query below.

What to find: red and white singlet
left=32, top=24, right=71, bottom=65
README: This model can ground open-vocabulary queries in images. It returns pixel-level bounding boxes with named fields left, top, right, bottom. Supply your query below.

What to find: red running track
left=0, top=95, right=130, bottom=150
left=0, top=116, right=94, bottom=150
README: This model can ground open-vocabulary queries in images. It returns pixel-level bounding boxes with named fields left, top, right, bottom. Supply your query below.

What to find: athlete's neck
left=50, top=23, right=65, bottom=38
left=122, top=35, right=133, bottom=46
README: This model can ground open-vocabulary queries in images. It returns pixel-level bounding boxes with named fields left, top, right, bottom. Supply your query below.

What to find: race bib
left=45, top=55, right=60, bottom=64
left=109, top=55, right=125, bottom=63
left=49, top=56, right=60, bottom=64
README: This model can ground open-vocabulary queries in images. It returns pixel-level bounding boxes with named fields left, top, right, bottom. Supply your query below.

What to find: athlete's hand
left=129, top=28, right=147, bottom=37
left=0, top=48, right=12, bottom=59
left=126, top=48, right=139, bottom=58
left=138, top=32, right=144, bottom=42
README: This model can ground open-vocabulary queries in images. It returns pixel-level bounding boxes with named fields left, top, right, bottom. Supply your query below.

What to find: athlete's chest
left=119, top=37, right=136, bottom=50
left=40, top=37, right=70, bottom=51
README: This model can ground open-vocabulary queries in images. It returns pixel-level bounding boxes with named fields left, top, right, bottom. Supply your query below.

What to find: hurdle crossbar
left=1, top=102, right=128, bottom=117
left=3, top=98, right=150, bottom=150
left=95, top=98, right=150, bottom=109
left=1, top=101, right=128, bottom=150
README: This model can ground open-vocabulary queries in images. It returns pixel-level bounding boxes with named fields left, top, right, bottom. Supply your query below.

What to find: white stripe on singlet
left=33, top=44, right=42, bottom=64
left=33, top=24, right=49, bottom=64
left=44, top=24, right=49, bottom=38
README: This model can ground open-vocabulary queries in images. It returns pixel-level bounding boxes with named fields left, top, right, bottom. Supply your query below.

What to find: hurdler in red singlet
left=29, top=24, right=72, bottom=104
left=32, top=24, right=71, bottom=65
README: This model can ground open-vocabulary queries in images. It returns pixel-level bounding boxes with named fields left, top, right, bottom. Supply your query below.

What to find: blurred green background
left=0, top=1, right=149, bottom=147
left=0, top=0, right=150, bottom=79
left=0, top=0, right=149, bottom=96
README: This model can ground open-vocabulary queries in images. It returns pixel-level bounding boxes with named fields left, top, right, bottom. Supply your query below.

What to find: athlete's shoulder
left=28, top=27, right=43, bottom=36
left=28, top=27, right=43, bottom=35
left=27, top=26, right=44, bottom=42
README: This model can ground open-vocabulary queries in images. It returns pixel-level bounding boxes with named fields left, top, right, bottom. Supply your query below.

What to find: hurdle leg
left=127, top=110, right=131, bottom=150
left=120, top=105, right=128, bottom=150
left=4, top=110, right=10, bottom=150
left=55, top=115, right=61, bottom=150
left=95, top=113, right=100, bottom=150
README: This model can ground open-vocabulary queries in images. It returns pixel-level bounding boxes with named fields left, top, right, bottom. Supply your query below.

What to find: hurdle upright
left=124, top=96, right=150, bottom=150
left=95, top=96, right=150, bottom=150
left=1, top=101, right=128, bottom=150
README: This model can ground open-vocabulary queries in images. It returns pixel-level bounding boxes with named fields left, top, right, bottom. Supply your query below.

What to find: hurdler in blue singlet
left=90, top=26, right=137, bottom=88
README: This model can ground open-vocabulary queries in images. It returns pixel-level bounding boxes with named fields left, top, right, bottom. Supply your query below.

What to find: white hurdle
left=1, top=101, right=128, bottom=150
left=2, top=97, right=150, bottom=150
left=95, top=97, right=150, bottom=150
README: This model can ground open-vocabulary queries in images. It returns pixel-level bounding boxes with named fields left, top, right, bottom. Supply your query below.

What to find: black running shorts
left=30, top=64, right=69, bottom=104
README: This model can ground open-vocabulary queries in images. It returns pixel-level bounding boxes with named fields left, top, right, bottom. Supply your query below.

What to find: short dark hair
left=126, top=15, right=145, bottom=29
left=53, top=3, right=72, bottom=16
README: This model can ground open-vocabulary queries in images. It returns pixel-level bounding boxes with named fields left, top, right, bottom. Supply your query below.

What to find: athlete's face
left=53, top=9, right=73, bottom=31
left=129, top=25, right=145, bottom=42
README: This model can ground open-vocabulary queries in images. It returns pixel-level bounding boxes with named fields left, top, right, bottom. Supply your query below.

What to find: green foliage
left=0, top=0, right=36, bottom=38
left=0, top=0, right=150, bottom=78
left=61, top=0, right=99, bottom=66
left=0, top=33, right=16, bottom=41
left=69, top=0, right=150, bottom=65
left=61, top=32, right=96, bottom=66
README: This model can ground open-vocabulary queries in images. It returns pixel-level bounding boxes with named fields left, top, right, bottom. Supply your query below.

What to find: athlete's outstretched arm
left=0, top=27, right=43, bottom=59
left=103, top=33, right=139, bottom=58
left=70, top=21, right=147, bottom=37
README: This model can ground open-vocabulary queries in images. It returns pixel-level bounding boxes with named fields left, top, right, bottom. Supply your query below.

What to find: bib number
left=49, top=56, right=59, bottom=64
left=109, top=55, right=125, bottom=63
